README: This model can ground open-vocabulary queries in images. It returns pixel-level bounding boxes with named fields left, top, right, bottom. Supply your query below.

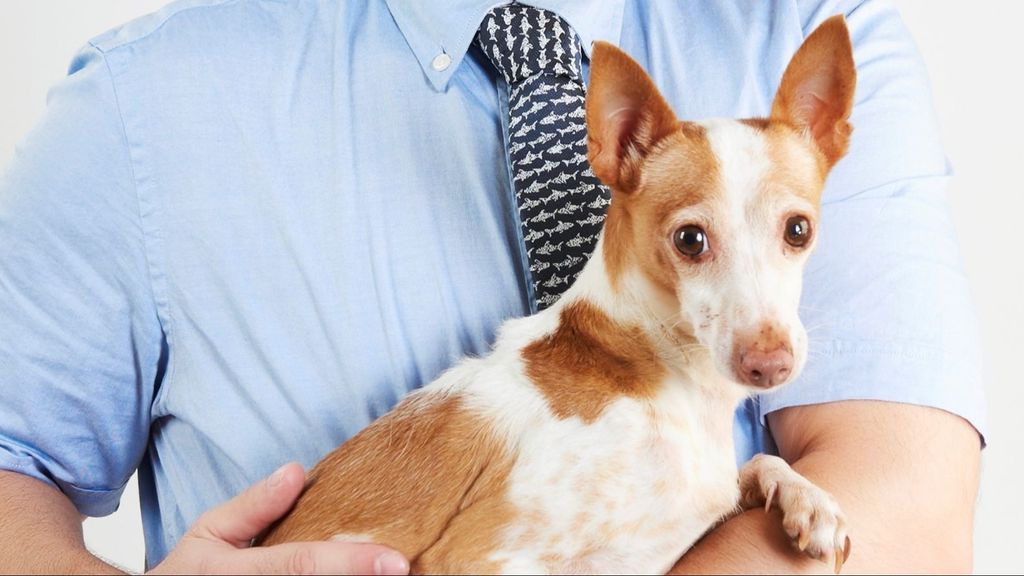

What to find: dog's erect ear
left=771, top=15, right=856, bottom=169
left=587, top=42, right=678, bottom=193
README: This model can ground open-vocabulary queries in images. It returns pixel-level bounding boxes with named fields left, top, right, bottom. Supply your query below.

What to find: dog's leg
left=738, top=454, right=851, bottom=573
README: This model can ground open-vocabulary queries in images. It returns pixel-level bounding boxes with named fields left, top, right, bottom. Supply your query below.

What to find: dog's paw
left=739, top=454, right=851, bottom=573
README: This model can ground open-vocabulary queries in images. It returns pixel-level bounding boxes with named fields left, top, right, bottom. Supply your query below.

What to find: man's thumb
left=190, top=462, right=306, bottom=547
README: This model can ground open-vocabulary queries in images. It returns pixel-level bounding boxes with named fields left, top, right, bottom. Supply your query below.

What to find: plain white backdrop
left=1, top=1, right=1021, bottom=573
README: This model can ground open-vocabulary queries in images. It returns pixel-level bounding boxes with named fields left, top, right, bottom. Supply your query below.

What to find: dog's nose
left=738, top=348, right=794, bottom=388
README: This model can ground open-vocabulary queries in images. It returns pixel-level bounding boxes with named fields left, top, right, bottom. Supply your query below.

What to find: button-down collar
left=384, top=0, right=626, bottom=91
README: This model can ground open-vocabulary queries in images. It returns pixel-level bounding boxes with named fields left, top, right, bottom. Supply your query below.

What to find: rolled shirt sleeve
left=0, top=44, right=164, bottom=515
left=760, top=0, right=987, bottom=441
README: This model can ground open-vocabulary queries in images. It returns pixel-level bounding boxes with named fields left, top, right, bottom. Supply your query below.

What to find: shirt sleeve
left=759, top=0, right=987, bottom=441
left=0, top=44, right=165, bottom=516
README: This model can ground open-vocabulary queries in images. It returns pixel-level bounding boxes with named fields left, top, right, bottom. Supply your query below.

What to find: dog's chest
left=492, top=390, right=740, bottom=574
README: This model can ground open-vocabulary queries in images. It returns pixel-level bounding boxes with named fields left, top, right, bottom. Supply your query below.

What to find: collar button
left=431, top=52, right=452, bottom=72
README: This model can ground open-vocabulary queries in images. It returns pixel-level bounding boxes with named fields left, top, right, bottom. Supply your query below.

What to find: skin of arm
left=670, top=400, right=981, bottom=574
left=0, top=471, right=123, bottom=574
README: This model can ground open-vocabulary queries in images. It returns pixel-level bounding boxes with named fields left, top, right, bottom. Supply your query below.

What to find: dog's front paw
left=739, top=454, right=851, bottom=573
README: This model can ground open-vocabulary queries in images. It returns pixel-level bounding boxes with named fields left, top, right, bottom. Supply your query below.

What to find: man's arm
left=671, top=400, right=980, bottom=574
left=0, top=464, right=410, bottom=575
left=0, top=471, right=121, bottom=574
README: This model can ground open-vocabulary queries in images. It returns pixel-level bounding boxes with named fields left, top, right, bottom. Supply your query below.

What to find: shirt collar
left=384, top=0, right=626, bottom=91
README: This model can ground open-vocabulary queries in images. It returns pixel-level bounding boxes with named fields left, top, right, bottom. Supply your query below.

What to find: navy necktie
left=476, top=4, right=611, bottom=311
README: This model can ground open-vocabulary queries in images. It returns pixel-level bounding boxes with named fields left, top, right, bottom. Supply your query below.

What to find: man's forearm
left=0, top=471, right=124, bottom=574
left=671, top=401, right=980, bottom=574
left=672, top=506, right=828, bottom=575
left=672, top=458, right=973, bottom=575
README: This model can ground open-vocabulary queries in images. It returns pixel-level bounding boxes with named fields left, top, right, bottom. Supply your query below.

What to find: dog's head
left=586, top=16, right=855, bottom=391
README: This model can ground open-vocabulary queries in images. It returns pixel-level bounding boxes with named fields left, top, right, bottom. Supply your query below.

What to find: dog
left=259, top=15, right=856, bottom=575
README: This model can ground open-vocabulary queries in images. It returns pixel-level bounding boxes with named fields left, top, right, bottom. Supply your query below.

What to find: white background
left=1, top=1, right=1021, bottom=573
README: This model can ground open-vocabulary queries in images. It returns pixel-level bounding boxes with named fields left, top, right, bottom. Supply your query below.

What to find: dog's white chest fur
left=471, top=371, right=742, bottom=574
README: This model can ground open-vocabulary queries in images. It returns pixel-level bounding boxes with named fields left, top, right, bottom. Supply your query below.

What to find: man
left=0, top=0, right=984, bottom=573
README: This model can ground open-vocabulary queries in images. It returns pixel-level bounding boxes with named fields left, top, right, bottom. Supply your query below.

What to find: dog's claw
left=739, top=455, right=848, bottom=570
left=798, top=530, right=810, bottom=551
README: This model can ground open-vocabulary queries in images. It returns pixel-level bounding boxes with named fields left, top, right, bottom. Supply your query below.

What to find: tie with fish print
left=476, top=4, right=611, bottom=311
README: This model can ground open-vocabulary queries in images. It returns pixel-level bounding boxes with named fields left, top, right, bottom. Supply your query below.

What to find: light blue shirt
left=0, top=0, right=985, bottom=568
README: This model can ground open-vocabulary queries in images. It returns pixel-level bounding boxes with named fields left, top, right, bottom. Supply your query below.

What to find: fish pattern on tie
left=477, top=4, right=611, bottom=311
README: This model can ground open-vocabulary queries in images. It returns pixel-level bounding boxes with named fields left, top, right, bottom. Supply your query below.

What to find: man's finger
left=191, top=462, right=306, bottom=547
left=234, top=541, right=410, bottom=575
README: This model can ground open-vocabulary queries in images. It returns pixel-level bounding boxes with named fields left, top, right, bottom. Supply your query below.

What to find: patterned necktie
left=476, top=4, right=610, bottom=311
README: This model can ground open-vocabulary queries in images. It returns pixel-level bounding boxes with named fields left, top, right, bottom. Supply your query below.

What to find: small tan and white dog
left=261, top=15, right=856, bottom=575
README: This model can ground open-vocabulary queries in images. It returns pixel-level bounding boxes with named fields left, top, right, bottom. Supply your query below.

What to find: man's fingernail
left=267, top=464, right=289, bottom=488
left=329, top=534, right=367, bottom=543
left=373, top=551, right=409, bottom=576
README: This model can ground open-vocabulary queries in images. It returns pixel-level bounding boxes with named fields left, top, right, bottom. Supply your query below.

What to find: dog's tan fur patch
left=522, top=300, right=665, bottom=423
left=258, top=394, right=515, bottom=572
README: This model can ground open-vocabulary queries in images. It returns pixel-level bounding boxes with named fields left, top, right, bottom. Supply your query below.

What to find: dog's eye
left=673, top=225, right=709, bottom=258
left=784, top=216, right=812, bottom=248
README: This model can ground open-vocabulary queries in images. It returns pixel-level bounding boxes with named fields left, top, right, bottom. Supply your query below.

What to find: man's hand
left=150, top=463, right=410, bottom=575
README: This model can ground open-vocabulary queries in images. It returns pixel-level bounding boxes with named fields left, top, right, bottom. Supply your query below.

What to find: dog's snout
left=738, top=348, right=793, bottom=388
left=732, top=323, right=795, bottom=388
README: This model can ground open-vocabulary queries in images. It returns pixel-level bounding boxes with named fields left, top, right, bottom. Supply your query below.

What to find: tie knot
left=476, top=4, right=583, bottom=85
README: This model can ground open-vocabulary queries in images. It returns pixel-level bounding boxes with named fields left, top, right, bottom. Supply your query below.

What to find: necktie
left=476, top=4, right=610, bottom=311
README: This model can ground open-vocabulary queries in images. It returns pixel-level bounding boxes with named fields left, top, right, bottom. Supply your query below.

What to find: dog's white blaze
left=691, top=119, right=810, bottom=382
left=702, top=119, right=777, bottom=321
left=701, top=118, right=771, bottom=216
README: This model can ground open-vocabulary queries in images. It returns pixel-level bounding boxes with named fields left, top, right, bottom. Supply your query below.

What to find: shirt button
left=431, top=52, right=452, bottom=72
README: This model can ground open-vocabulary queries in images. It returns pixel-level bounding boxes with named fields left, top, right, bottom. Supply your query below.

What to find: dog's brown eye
left=674, top=225, right=709, bottom=258
left=784, top=216, right=812, bottom=248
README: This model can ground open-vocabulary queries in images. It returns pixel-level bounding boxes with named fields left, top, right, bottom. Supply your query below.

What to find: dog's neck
left=553, top=236, right=666, bottom=329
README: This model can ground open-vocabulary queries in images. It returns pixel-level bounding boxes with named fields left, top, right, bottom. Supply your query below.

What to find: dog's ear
left=587, top=42, right=678, bottom=193
left=771, top=15, right=856, bottom=169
